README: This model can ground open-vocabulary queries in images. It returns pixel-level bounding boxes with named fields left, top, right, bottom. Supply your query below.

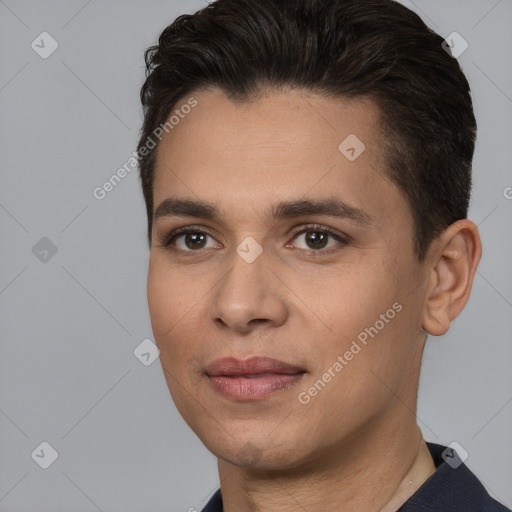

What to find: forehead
left=152, top=87, right=402, bottom=224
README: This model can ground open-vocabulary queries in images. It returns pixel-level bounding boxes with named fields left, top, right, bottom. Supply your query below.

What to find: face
left=147, top=87, right=430, bottom=470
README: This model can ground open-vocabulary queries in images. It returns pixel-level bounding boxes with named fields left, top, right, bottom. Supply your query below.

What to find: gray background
left=0, top=0, right=511, bottom=510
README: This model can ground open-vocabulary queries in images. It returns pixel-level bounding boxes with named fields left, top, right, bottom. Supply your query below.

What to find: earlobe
left=421, top=220, right=482, bottom=336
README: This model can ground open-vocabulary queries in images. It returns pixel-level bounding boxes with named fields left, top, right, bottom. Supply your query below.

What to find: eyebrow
left=154, top=197, right=373, bottom=226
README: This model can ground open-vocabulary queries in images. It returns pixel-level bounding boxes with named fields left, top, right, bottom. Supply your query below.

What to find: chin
left=204, top=432, right=309, bottom=471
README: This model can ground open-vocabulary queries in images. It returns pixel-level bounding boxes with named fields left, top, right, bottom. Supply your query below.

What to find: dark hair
left=138, top=0, right=476, bottom=259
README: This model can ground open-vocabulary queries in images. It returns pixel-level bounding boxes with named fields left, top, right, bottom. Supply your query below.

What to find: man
left=137, top=0, right=510, bottom=510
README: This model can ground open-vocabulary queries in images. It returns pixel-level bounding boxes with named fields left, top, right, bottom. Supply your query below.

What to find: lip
left=206, top=356, right=305, bottom=376
left=206, top=356, right=306, bottom=400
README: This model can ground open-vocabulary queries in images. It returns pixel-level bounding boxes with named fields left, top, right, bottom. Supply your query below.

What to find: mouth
left=206, top=356, right=306, bottom=401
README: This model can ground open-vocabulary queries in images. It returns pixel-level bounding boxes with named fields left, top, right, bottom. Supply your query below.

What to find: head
left=139, top=0, right=481, bottom=469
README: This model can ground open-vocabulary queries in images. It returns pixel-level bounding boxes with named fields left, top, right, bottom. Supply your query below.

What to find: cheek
left=147, top=264, right=198, bottom=421
left=300, top=262, right=413, bottom=394
left=312, top=262, right=399, bottom=337
left=296, top=313, right=415, bottom=442
left=147, top=259, right=190, bottom=365
left=147, top=254, right=196, bottom=334
left=147, top=256, right=209, bottom=374
left=147, top=263, right=173, bottom=339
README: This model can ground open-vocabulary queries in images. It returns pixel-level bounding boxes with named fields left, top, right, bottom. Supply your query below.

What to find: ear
left=422, top=220, right=482, bottom=336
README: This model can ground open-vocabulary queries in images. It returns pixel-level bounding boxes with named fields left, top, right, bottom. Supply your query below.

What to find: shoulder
left=398, top=442, right=510, bottom=512
left=200, top=488, right=223, bottom=512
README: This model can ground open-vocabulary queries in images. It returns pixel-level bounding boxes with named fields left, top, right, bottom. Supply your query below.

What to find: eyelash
left=158, top=224, right=348, bottom=256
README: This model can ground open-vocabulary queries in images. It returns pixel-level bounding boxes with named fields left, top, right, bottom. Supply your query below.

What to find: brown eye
left=162, top=229, right=219, bottom=251
left=304, top=231, right=329, bottom=249
left=291, top=226, right=345, bottom=252
left=183, top=232, right=208, bottom=249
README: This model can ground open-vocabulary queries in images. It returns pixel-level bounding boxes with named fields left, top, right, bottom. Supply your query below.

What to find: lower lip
left=208, top=373, right=305, bottom=400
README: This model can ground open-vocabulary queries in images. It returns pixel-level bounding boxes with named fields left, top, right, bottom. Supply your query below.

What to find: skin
left=147, top=87, right=482, bottom=511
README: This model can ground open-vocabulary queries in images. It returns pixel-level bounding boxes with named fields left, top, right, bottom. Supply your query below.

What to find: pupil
left=186, top=233, right=206, bottom=249
left=307, top=231, right=327, bottom=249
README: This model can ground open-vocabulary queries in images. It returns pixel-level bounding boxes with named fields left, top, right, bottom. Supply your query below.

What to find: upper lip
left=206, top=356, right=305, bottom=376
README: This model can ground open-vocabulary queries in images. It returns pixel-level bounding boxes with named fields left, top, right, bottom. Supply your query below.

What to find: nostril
left=249, top=318, right=269, bottom=326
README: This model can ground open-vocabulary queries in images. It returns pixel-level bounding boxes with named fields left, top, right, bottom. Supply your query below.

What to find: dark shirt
left=200, top=442, right=510, bottom=511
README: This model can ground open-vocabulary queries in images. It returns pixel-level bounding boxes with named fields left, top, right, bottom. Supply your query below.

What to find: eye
left=158, top=224, right=347, bottom=255
left=160, top=228, right=220, bottom=251
left=288, top=225, right=346, bottom=252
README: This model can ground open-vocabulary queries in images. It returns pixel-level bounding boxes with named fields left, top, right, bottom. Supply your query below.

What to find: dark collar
left=201, top=442, right=509, bottom=511
left=397, top=442, right=509, bottom=511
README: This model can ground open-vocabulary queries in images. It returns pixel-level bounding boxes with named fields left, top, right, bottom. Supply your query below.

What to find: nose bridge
left=209, top=242, right=287, bottom=330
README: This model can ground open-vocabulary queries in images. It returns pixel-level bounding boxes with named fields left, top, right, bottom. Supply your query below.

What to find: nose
left=209, top=246, right=289, bottom=333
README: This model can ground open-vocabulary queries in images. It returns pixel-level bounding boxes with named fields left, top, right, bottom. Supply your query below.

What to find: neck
left=378, top=436, right=436, bottom=512
left=217, top=420, right=436, bottom=512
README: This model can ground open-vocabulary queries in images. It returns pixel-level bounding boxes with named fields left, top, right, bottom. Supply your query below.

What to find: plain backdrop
left=1, top=0, right=511, bottom=510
